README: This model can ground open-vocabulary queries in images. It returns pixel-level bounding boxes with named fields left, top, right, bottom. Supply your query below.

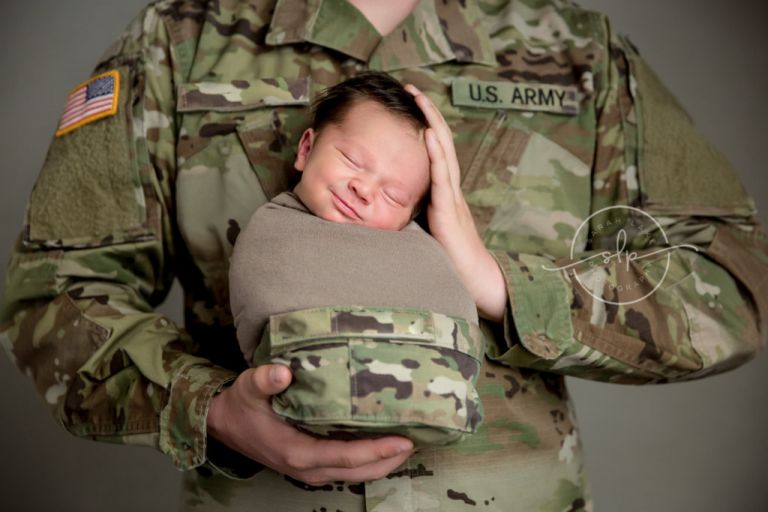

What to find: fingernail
left=396, top=442, right=413, bottom=454
left=270, top=366, right=283, bottom=384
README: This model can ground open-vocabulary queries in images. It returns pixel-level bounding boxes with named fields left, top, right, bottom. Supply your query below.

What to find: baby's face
left=293, top=100, right=430, bottom=231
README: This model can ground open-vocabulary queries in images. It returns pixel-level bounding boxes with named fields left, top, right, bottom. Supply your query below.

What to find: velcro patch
left=55, top=70, right=120, bottom=137
left=452, top=78, right=579, bottom=115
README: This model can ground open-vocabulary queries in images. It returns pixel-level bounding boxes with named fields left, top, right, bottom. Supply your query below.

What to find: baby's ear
left=294, top=128, right=316, bottom=171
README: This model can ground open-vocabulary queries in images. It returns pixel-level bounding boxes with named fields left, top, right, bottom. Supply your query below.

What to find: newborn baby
left=229, top=72, right=485, bottom=446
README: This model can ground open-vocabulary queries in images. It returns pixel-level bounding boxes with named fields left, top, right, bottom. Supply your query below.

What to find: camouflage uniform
left=1, top=0, right=767, bottom=511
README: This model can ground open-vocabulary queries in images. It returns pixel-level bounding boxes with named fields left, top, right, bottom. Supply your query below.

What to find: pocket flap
left=267, top=306, right=484, bottom=360
left=176, top=77, right=310, bottom=112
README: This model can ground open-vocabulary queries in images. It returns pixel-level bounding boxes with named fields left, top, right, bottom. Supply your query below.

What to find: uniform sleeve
left=485, top=16, right=768, bottom=384
left=0, top=5, right=236, bottom=470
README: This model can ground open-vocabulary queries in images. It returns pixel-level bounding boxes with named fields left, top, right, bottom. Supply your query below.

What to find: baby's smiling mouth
left=331, top=191, right=362, bottom=221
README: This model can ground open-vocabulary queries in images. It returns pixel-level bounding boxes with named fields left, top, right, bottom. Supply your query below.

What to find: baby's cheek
left=370, top=211, right=410, bottom=231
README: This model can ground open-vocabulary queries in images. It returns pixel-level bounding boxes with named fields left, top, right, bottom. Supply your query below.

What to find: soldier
left=1, top=1, right=766, bottom=511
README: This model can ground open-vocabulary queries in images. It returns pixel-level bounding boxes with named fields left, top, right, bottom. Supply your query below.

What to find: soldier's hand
left=405, top=84, right=508, bottom=322
left=206, top=363, right=415, bottom=485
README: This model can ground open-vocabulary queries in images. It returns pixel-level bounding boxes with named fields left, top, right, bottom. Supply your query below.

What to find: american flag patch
left=55, top=70, right=120, bottom=137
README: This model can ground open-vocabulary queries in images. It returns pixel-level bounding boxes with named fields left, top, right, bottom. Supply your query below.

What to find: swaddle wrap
left=229, top=192, right=485, bottom=445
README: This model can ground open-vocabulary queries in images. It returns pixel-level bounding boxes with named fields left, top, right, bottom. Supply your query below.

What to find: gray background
left=1, top=1, right=766, bottom=510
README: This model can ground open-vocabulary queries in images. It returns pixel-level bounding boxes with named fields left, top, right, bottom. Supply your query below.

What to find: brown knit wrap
left=229, top=192, right=478, bottom=364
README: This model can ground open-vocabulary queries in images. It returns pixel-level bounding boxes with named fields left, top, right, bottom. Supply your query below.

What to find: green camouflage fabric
left=254, top=306, right=484, bottom=447
left=1, top=0, right=767, bottom=511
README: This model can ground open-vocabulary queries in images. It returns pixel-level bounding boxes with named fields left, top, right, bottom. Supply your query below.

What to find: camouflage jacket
left=2, top=0, right=766, bottom=511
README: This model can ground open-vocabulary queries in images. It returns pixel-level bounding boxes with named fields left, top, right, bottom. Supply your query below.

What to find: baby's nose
left=349, top=177, right=372, bottom=203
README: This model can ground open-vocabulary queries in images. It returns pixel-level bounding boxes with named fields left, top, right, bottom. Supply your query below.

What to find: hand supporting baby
left=207, top=364, right=415, bottom=485
left=405, top=84, right=508, bottom=323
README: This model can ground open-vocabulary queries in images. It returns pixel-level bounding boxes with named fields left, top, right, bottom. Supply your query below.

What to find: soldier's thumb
left=253, top=364, right=292, bottom=396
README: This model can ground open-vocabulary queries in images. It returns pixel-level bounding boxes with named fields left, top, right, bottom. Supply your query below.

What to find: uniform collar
left=265, top=0, right=496, bottom=71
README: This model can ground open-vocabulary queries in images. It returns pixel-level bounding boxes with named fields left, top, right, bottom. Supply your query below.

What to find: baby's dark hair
left=311, top=71, right=428, bottom=133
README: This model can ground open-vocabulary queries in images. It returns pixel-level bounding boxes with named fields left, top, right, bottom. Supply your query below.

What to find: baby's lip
left=331, top=191, right=362, bottom=221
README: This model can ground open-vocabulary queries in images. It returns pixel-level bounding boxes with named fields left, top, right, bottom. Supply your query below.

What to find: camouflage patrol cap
left=253, top=305, right=485, bottom=446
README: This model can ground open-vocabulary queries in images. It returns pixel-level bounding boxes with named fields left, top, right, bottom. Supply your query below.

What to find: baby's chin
left=317, top=209, right=362, bottom=226
left=320, top=212, right=404, bottom=231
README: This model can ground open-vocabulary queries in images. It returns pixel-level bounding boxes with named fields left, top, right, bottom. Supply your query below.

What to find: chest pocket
left=175, top=78, right=309, bottom=305
left=459, top=108, right=592, bottom=259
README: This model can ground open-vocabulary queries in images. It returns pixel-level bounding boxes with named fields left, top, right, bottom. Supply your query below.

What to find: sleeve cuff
left=158, top=363, right=237, bottom=470
left=204, top=435, right=265, bottom=480
left=489, top=251, right=575, bottom=362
